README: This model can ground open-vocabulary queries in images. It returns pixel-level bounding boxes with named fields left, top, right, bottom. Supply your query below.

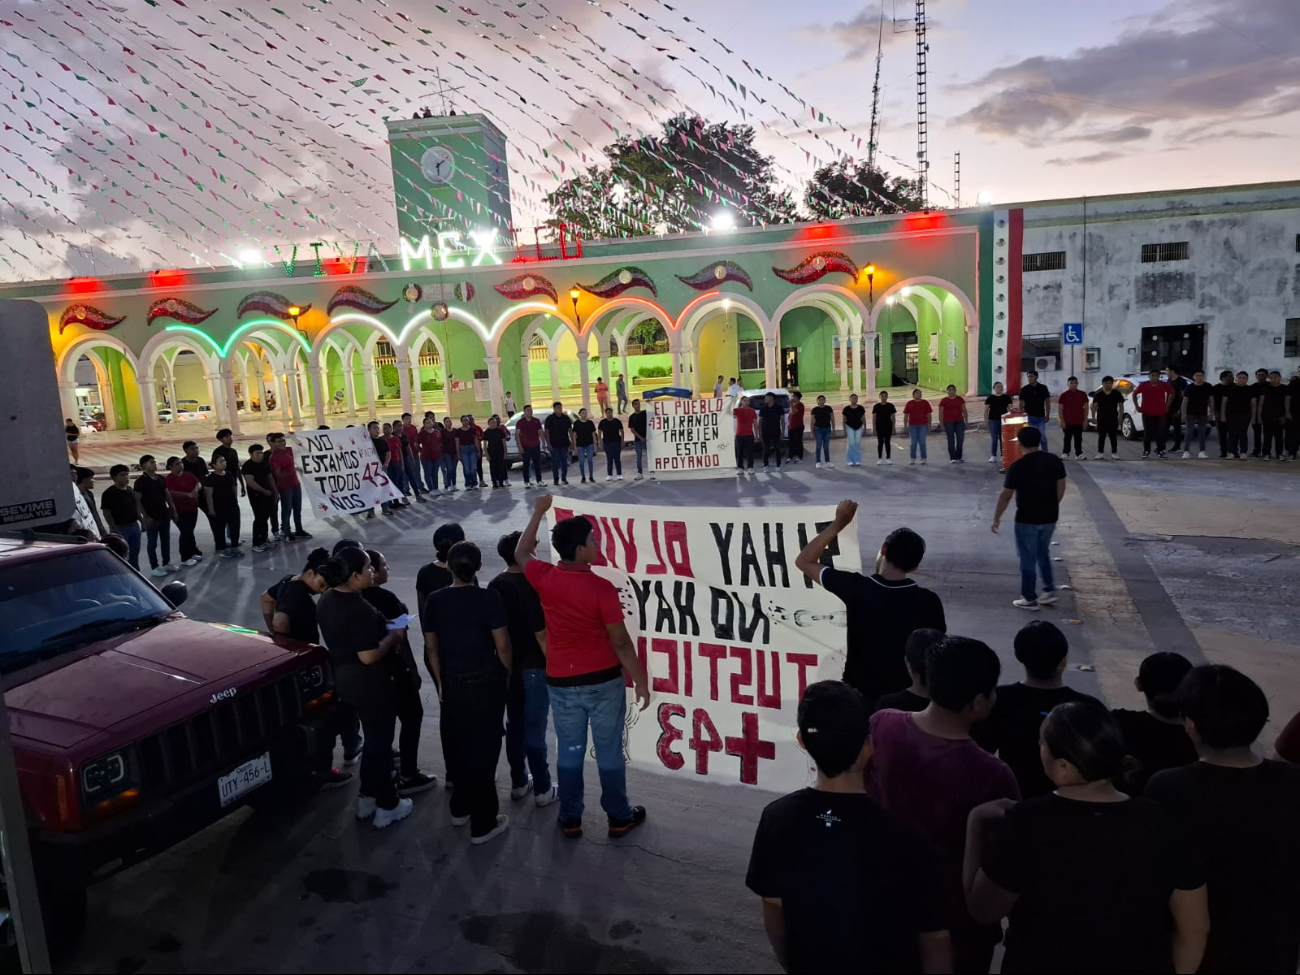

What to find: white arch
left=870, top=275, right=980, bottom=396
left=677, top=292, right=773, bottom=346
left=399, top=307, right=490, bottom=352
left=581, top=297, right=674, bottom=349
left=770, top=284, right=870, bottom=341
left=136, top=332, right=218, bottom=379
left=488, top=303, right=578, bottom=356
left=404, top=325, right=449, bottom=365
left=312, top=314, right=400, bottom=368
left=58, top=333, right=140, bottom=382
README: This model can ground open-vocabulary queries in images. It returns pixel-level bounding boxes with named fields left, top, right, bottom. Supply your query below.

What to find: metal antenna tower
left=867, top=9, right=885, bottom=175
left=915, top=0, right=929, bottom=209
left=954, top=151, right=961, bottom=209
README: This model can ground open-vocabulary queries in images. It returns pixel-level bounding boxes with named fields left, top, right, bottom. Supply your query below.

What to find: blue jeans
left=550, top=676, right=634, bottom=822
left=522, top=446, right=542, bottom=484
left=845, top=426, right=862, bottom=464
left=144, top=515, right=171, bottom=568
left=604, top=442, right=622, bottom=476
left=1014, top=520, right=1057, bottom=601
left=278, top=485, right=303, bottom=534
left=989, top=419, right=1002, bottom=457
left=633, top=440, right=645, bottom=474
left=441, top=454, right=458, bottom=489
left=1186, top=416, right=1210, bottom=453
left=814, top=426, right=832, bottom=463
left=945, top=420, right=966, bottom=460
left=387, top=460, right=409, bottom=496
left=459, top=445, right=479, bottom=488
left=118, top=522, right=142, bottom=569
left=505, top=668, right=552, bottom=794
left=909, top=425, right=928, bottom=459
left=1028, top=415, right=1048, bottom=437
left=403, top=454, right=425, bottom=494
left=550, top=444, right=570, bottom=482
left=578, top=443, right=595, bottom=479
left=421, top=458, right=441, bottom=495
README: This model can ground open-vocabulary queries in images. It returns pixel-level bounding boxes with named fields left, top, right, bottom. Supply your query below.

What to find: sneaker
left=919, top=458, right=926, bottom=465
left=415, top=494, right=428, bottom=503
left=909, top=459, right=916, bottom=465
left=450, top=812, right=470, bottom=827
left=219, top=550, right=238, bottom=559
left=608, top=805, right=647, bottom=838
left=635, top=474, right=643, bottom=480
left=1182, top=451, right=1190, bottom=459
left=470, top=814, right=510, bottom=845
left=524, top=481, right=532, bottom=488
left=1142, top=452, right=1150, bottom=459
left=736, top=469, right=744, bottom=476
left=162, top=562, right=179, bottom=572
left=815, top=461, right=821, bottom=469
left=876, top=459, right=884, bottom=466
left=949, top=459, right=958, bottom=465
left=150, top=566, right=168, bottom=578
left=534, top=783, right=560, bottom=807
left=1037, top=592, right=1058, bottom=606
left=321, top=767, right=353, bottom=789
left=396, top=772, right=439, bottom=796
left=1238, top=455, right=1248, bottom=462
left=510, top=777, right=533, bottom=800
left=617, top=474, right=624, bottom=480
left=763, top=465, right=770, bottom=473
left=181, top=556, right=200, bottom=566
left=562, top=479, right=569, bottom=485
left=356, top=795, right=377, bottom=819
left=296, top=531, right=313, bottom=540
left=1197, top=451, right=1207, bottom=459
left=581, top=477, right=588, bottom=483
left=372, top=797, right=414, bottom=829
left=825, top=462, right=834, bottom=469
left=342, top=739, right=364, bottom=766
left=1013, top=598, right=1041, bottom=611
left=1074, top=454, right=1083, bottom=460
left=560, top=817, right=583, bottom=838
left=1110, top=453, right=1119, bottom=460
left=231, top=548, right=246, bottom=558
left=605, top=475, right=612, bottom=482
left=884, top=459, right=893, bottom=466
left=1094, top=454, right=1103, bottom=460
left=252, top=544, right=268, bottom=553
left=1158, top=451, right=1166, bottom=459
left=988, top=455, right=997, bottom=463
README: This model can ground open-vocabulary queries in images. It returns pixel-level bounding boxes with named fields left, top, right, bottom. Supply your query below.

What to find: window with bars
left=1022, top=251, right=1066, bottom=272
left=738, top=340, right=765, bottom=372
left=1286, top=318, right=1300, bottom=358
left=1140, top=242, right=1189, bottom=263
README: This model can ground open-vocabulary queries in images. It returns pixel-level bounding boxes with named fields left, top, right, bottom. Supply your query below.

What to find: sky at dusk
left=1, top=0, right=1297, bottom=280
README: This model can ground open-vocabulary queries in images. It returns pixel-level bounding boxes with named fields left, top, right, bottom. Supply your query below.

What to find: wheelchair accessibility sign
left=1063, top=323, right=1084, bottom=345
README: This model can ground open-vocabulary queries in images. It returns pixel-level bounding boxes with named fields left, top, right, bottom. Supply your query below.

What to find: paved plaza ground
left=63, top=432, right=1300, bottom=974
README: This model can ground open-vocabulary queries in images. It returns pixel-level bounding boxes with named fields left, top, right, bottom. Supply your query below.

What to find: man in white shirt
left=726, top=378, right=744, bottom=398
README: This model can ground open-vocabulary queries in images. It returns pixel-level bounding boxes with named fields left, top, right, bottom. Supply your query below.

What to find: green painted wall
left=778, top=307, right=837, bottom=391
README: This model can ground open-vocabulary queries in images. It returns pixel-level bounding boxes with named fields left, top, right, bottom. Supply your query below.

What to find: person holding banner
left=516, top=495, right=650, bottom=840
left=759, top=392, right=786, bottom=473
left=734, top=396, right=757, bottom=473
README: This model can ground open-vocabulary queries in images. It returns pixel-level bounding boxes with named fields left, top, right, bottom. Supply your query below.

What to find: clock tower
left=384, top=112, right=513, bottom=243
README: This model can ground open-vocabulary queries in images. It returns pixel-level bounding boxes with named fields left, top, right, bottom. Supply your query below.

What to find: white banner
left=289, top=428, right=402, bottom=515
left=545, top=498, right=862, bottom=793
left=647, top=397, right=733, bottom=477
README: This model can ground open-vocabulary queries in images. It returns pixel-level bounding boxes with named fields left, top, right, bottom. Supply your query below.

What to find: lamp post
left=569, top=288, right=581, bottom=329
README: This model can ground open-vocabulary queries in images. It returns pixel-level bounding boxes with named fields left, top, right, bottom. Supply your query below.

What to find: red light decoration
left=66, top=277, right=102, bottom=295
left=900, top=212, right=947, bottom=233
left=672, top=290, right=722, bottom=331
left=149, top=268, right=186, bottom=289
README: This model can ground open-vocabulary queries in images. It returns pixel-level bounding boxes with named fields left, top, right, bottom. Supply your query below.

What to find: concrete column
left=220, top=367, right=242, bottom=437
left=275, top=372, right=292, bottom=429
left=204, top=373, right=224, bottom=420
left=287, top=369, right=303, bottom=425
left=671, top=345, right=682, bottom=387
left=58, top=381, right=79, bottom=427
left=965, top=326, right=978, bottom=398
left=484, top=355, right=504, bottom=416
left=343, top=359, right=358, bottom=417
left=309, top=365, right=327, bottom=428
left=620, top=349, right=630, bottom=402
left=764, top=339, right=778, bottom=388
left=518, top=350, right=531, bottom=407
left=849, top=327, right=862, bottom=395
left=361, top=365, right=378, bottom=415
left=137, top=378, right=159, bottom=438
left=687, top=346, right=702, bottom=395
left=548, top=352, right=561, bottom=403
left=863, top=332, right=877, bottom=402
left=576, top=350, right=592, bottom=415
left=411, top=358, right=424, bottom=415
left=396, top=354, right=413, bottom=414
left=838, top=332, right=851, bottom=392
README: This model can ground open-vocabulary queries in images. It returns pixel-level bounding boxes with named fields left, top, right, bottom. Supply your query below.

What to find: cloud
left=955, top=0, right=1300, bottom=142
left=1090, top=125, right=1153, bottom=143
left=1176, top=127, right=1283, bottom=144
left=798, top=4, right=921, bottom=61
left=1046, top=151, right=1126, bottom=167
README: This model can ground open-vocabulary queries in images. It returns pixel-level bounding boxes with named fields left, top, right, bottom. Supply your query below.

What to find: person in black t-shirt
left=212, top=429, right=245, bottom=499
left=101, top=464, right=142, bottom=569
left=1147, top=665, right=1300, bottom=974
left=984, top=382, right=1013, bottom=464
left=598, top=407, right=624, bottom=480
left=416, top=522, right=463, bottom=633
left=1180, top=370, right=1215, bottom=458
left=1090, top=376, right=1125, bottom=459
left=992, top=426, right=1066, bottom=610
left=572, top=408, right=598, bottom=483
left=1249, top=367, right=1269, bottom=456
left=133, top=454, right=176, bottom=576
left=873, top=391, right=897, bottom=464
left=874, top=627, right=942, bottom=715
left=796, top=502, right=947, bottom=705
left=1287, top=367, right=1300, bottom=460
left=747, top=681, right=951, bottom=974
left=842, top=394, right=866, bottom=467
left=490, top=531, right=557, bottom=806
left=1222, top=371, right=1255, bottom=458
left=424, top=541, right=512, bottom=845
left=483, top=415, right=509, bottom=487
left=758, top=392, right=786, bottom=472
left=1164, top=365, right=1190, bottom=453
left=628, top=399, right=648, bottom=478
left=965, top=702, right=1209, bottom=975
left=1017, top=371, right=1051, bottom=437
left=544, top=401, right=574, bottom=485
left=241, top=444, right=279, bottom=551
left=1258, top=370, right=1288, bottom=460
left=973, top=621, right=1100, bottom=797
left=367, top=421, right=396, bottom=517
left=203, top=454, right=243, bottom=557
left=811, top=395, right=835, bottom=468
left=1211, top=370, right=1235, bottom=457
left=1111, top=651, right=1196, bottom=794
left=272, top=547, right=331, bottom=643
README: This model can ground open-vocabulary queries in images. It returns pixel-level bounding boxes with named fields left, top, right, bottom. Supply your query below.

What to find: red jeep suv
left=0, top=534, right=338, bottom=944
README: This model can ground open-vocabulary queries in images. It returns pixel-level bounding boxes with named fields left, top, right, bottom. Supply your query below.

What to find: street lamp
left=570, top=288, right=582, bottom=329
left=864, top=263, right=876, bottom=303
left=710, top=210, right=735, bottom=232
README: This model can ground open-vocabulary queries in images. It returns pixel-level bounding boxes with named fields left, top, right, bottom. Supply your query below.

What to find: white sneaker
left=988, top=455, right=997, bottom=463
left=949, top=459, right=957, bottom=465
left=372, top=797, right=414, bottom=829
left=1110, top=453, right=1120, bottom=460
left=163, top=562, right=179, bottom=572
left=1013, top=598, right=1041, bottom=611
left=884, top=459, right=893, bottom=466
left=815, top=461, right=821, bottom=469
left=1094, top=453, right=1103, bottom=460
left=1037, top=592, right=1058, bottom=606
left=535, top=783, right=560, bottom=807
left=824, top=462, right=834, bottom=469
left=1182, top=451, right=1190, bottom=459
left=909, top=459, right=916, bottom=465
left=1197, top=451, right=1207, bottom=459
left=356, top=796, right=377, bottom=819
left=763, top=466, right=770, bottom=473
left=181, top=556, right=200, bottom=566
left=876, top=459, right=884, bottom=466
left=510, top=777, right=533, bottom=800
left=150, top=566, right=168, bottom=578
left=617, top=474, right=624, bottom=480
left=470, top=814, right=510, bottom=845
left=920, top=458, right=927, bottom=465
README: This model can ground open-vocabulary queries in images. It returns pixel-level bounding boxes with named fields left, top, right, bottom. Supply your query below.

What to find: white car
left=157, top=409, right=174, bottom=424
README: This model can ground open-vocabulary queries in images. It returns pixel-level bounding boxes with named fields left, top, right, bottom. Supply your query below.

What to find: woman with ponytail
left=317, top=547, right=418, bottom=830
left=423, top=540, right=512, bottom=845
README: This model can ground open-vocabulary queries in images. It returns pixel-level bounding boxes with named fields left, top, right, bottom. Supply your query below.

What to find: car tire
left=1121, top=414, right=1137, bottom=441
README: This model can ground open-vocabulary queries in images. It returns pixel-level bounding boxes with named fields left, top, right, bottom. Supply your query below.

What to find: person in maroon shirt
left=400, top=412, right=429, bottom=498
left=1134, top=368, right=1174, bottom=459
left=734, top=395, right=757, bottom=473
left=416, top=416, right=443, bottom=497
left=439, top=417, right=459, bottom=491
left=787, top=390, right=806, bottom=464
left=1057, top=376, right=1090, bottom=459
left=268, top=432, right=310, bottom=539
left=514, top=405, right=544, bottom=487
left=456, top=415, right=481, bottom=490
left=382, top=423, right=411, bottom=504
left=938, top=385, right=968, bottom=464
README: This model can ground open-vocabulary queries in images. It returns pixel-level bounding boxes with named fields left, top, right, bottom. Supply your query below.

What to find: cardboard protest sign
left=545, top=497, right=861, bottom=793
left=289, top=428, right=402, bottom=515
left=647, top=397, right=733, bottom=477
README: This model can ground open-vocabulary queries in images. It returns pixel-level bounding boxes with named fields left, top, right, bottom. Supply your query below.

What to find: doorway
left=1141, top=324, right=1205, bottom=374
left=781, top=346, right=799, bottom=389
left=890, top=331, right=919, bottom=385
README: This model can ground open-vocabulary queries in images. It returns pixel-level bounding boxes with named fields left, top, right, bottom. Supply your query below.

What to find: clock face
left=420, top=145, right=456, bottom=186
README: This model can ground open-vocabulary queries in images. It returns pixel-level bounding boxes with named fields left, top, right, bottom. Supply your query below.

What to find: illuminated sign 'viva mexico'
left=400, top=231, right=502, bottom=271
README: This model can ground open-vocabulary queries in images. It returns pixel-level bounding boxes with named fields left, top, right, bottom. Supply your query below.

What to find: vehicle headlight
left=81, top=752, right=127, bottom=795
left=296, top=664, right=326, bottom=696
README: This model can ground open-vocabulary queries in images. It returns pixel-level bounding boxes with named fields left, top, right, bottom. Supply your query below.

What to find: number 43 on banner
left=656, top=705, right=776, bottom=785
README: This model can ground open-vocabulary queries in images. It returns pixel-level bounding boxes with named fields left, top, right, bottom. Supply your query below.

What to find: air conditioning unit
left=1034, top=356, right=1058, bottom=372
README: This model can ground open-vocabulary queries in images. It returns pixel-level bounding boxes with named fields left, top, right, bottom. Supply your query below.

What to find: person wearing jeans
left=573, top=408, right=597, bottom=482
left=811, top=395, right=834, bottom=467
left=903, top=389, right=932, bottom=464
left=991, top=425, right=1067, bottom=610
left=1180, top=370, right=1214, bottom=459
left=599, top=408, right=624, bottom=479
left=517, top=496, right=650, bottom=839
left=133, top=455, right=175, bottom=577
left=734, top=396, right=756, bottom=472
left=938, top=385, right=967, bottom=463
left=985, top=382, right=1012, bottom=464
left=842, top=393, right=866, bottom=466
left=269, top=433, right=307, bottom=538
left=417, top=416, right=443, bottom=497
left=1018, top=371, right=1052, bottom=439
left=164, top=456, right=202, bottom=564
left=544, top=402, right=574, bottom=486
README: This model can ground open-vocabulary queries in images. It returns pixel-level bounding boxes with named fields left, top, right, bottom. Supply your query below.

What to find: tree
left=629, top=318, right=667, bottom=350
left=545, top=115, right=798, bottom=238
left=803, top=160, right=924, bottom=219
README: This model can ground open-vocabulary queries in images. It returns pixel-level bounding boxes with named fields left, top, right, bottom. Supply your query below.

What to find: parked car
left=156, top=408, right=174, bottom=424
left=0, top=533, right=338, bottom=948
left=1088, top=374, right=1157, bottom=440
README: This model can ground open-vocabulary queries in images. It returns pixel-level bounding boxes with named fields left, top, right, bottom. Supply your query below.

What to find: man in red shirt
left=401, top=412, right=429, bottom=498
left=439, top=417, right=459, bottom=491
left=938, top=385, right=968, bottom=464
left=734, top=395, right=757, bottom=473
left=517, top=495, right=650, bottom=839
left=1057, top=376, right=1090, bottom=460
left=903, top=389, right=933, bottom=465
left=1134, top=368, right=1174, bottom=459
left=416, top=415, right=443, bottom=497
left=514, top=404, right=544, bottom=488
left=268, top=432, right=310, bottom=539
left=787, top=390, right=806, bottom=464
